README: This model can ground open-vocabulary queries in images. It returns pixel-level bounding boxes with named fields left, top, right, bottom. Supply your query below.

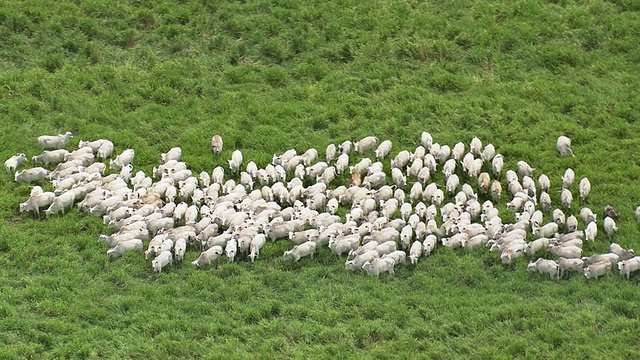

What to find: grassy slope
left=1, top=0, right=640, bottom=358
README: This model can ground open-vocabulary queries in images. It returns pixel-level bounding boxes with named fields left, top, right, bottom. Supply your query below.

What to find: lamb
left=583, top=260, right=612, bottom=280
left=610, top=243, right=635, bottom=261
left=192, top=245, right=224, bottom=267
left=211, top=135, right=223, bottom=155
left=409, top=240, right=423, bottom=264
left=527, top=258, right=560, bottom=280
left=362, top=257, right=396, bottom=277
left=109, top=149, right=135, bottom=170
left=557, top=257, right=584, bottom=278
left=354, top=136, right=378, bottom=153
left=107, top=239, right=143, bottom=259
left=557, top=136, right=574, bottom=157
left=14, top=167, right=50, bottom=183
left=618, top=256, right=640, bottom=280
left=37, top=132, right=73, bottom=149
left=283, top=241, right=317, bottom=262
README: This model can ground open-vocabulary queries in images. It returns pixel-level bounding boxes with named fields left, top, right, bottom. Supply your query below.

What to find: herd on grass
left=6, top=131, right=640, bottom=280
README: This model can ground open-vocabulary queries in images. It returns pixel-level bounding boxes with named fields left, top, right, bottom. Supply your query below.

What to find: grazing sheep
left=107, top=239, right=143, bottom=259
left=584, top=221, right=597, bottom=242
left=566, top=215, right=578, bottom=232
left=517, top=161, right=534, bottom=178
left=32, top=150, right=69, bottom=167
left=37, top=132, right=73, bottom=149
left=338, top=140, right=353, bottom=155
left=44, top=191, right=76, bottom=217
left=174, top=238, right=187, bottom=262
left=382, top=250, right=406, bottom=266
left=562, top=168, right=575, bottom=189
left=248, top=234, right=267, bottom=262
left=548, top=244, right=582, bottom=259
left=636, top=206, right=640, bottom=220
left=604, top=217, right=618, bottom=237
left=421, top=132, right=433, bottom=150
left=109, top=149, right=135, bottom=170
left=192, top=245, right=223, bottom=267
left=5, top=153, right=28, bottom=174
left=583, top=253, right=620, bottom=267
left=409, top=240, right=423, bottom=264
left=161, top=147, right=182, bottom=163
left=580, top=207, right=596, bottom=224
left=491, top=181, right=502, bottom=203
left=325, top=143, right=337, bottom=162
left=491, top=154, right=504, bottom=179
left=354, top=136, right=378, bottom=154
left=228, top=150, right=243, bottom=174
left=579, top=178, right=590, bottom=202
left=538, top=174, right=550, bottom=193
left=527, top=258, right=560, bottom=280
left=583, top=261, right=612, bottom=280
left=618, top=256, right=640, bottom=280
left=560, top=188, right=573, bottom=208
left=557, top=257, right=584, bottom=278
left=610, top=243, right=635, bottom=261
left=283, top=241, right=317, bottom=262
left=375, top=140, right=393, bottom=160
left=362, top=257, right=396, bottom=277
left=15, top=167, right=50, bottom=184
left=557, top=136, right=574, bottom=157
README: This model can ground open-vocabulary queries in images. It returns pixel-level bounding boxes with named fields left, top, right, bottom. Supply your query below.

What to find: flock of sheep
left=6, top=130, right=640, bottom=279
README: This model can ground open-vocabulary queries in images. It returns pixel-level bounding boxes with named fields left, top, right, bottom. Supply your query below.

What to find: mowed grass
left=1, top=0, right=640, bottom=358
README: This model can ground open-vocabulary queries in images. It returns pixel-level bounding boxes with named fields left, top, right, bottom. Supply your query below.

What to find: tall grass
left=1, top=0, right=640, bottom=358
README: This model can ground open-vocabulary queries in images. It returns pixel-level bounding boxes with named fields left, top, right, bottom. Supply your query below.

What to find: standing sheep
left=37, top=132, right=73, bottom=149
left=211, top=135, right=223, bottom=155
left=557, top=136, right=574, bottom=157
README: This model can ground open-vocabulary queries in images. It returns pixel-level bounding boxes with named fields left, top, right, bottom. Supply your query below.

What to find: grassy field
left=1, top=0, right=640, bottom=358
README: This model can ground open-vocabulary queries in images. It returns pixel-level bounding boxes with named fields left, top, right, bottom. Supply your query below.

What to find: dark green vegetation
left=2, top=0, right=640, bottom=358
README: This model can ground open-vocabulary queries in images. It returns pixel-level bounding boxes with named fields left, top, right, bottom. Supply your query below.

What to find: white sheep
left=109, top=149, right=135, bottom=170
left=610, top=243, right=635, bottom=261
left=557, top=257, right=583, bottom=278
left=420, top=132, right=433, bottom=150
left=192, top=245, right=223, bottom=268
left=151, top=251, right=173, bottom=273
left=44, top=191, right=76, bottom=217
left=173, top=238, right=187, bottom=262
left=562, top=168, right=575, bottom=188
left=37, top=132, right=73, bottom=149
left=5, top=153, right=28, bottom=174
left=382, top=250, right=406, bottom=266
left=561, top=188, right=573, bottom=208
left=283, top=241, right=317, bottom=262
left=228, top=150, right=243, bottom=174
left=489, top=154, right=502, bottom=179
left=374, top=140, right=392, bottom=160
left=19, top=191, right=56, bottom=217
left=161, top=147, right=182, bottom=163
left=362, top=257, right=395, bottom=277
left=618, top=256, right=640, bottom=280
left=225, top=238, right=238, bottom=263
left=527, top=258, right=560, bottom=280
left=584, top=261, right=611, bottom=280
left=248, top=234, right=266, bottom=262
left=409, top=240, right=423, bottom=264
left=557, top=136, right=574, bottom=157
left=579, top=177, right=590, bottom=202
left=604, top=217, right=618, bottom=238
left=325, top=143, right=337, bottom=162
left=107, top=239, right=143, bottom=259
left=15, top=167, right=50, bottom=183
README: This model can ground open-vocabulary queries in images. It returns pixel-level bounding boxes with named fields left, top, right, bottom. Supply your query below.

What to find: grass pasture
left=1, top=0, right=640, bottom=358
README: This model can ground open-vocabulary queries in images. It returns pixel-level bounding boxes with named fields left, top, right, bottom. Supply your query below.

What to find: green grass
left=1, top=0, right=640, bottom=358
